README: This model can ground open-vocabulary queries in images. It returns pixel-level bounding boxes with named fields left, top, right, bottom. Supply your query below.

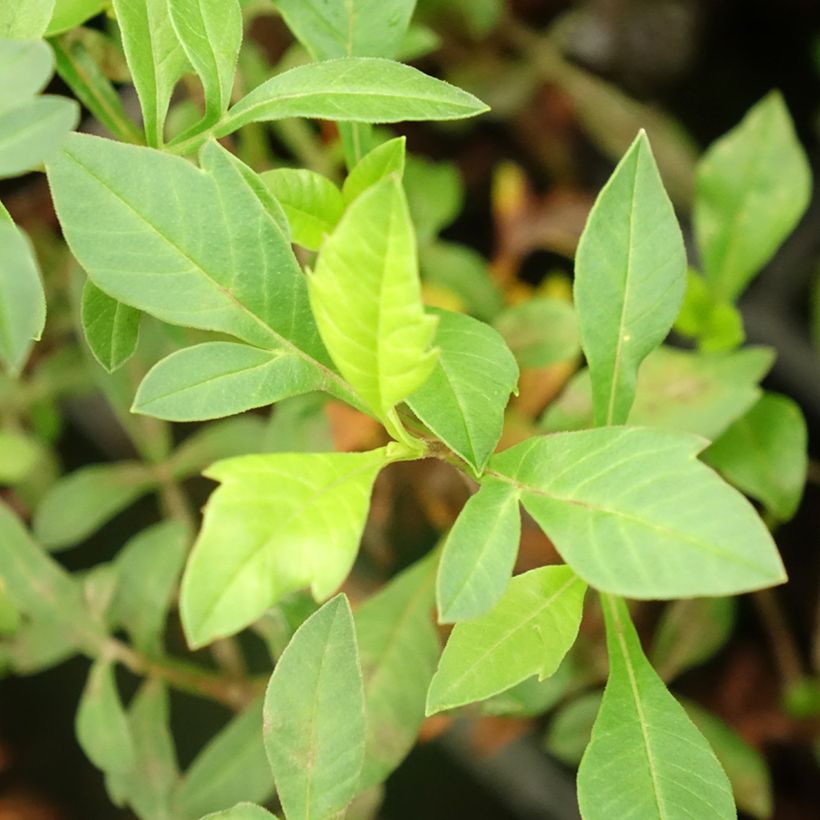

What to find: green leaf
left=407, top=308, right=518, bottom=473
left=396, top=23, right=441, bottom=61
left=0, top=39, right=55, bottom=110
left=0, top=430, right=44, bottom=484
left=0, top=94, right=78, bottom=178
left=33, top=461, right=157, bottom=551
left=542, top=345, right=774, bottom=440
left=1, top=609, right=78, bottom=673
left=46, top=0, right=106, bottom=35
left=0, top=0, right=55, bottom=39
left=113, top=520, right=189, bottom=654
left=262, top=393, right=333, bottom=453
left=168, top=0, right=242, bottom=126
left=494, top=298, right=580, bottom=369
left=134, top=341, right=328, bottom=421
left=426, top=566, right=586, bottom=714
left=574, top=131, right=686, bottom=426
left=181, top=448, right=390, bottom=648
left=76, top=659, right=135, bottom=774
left=0, top=581, right=22, bottom=635
left=674, top=269, right=745, bottom=352
left=436, top=478, right=521, bottom=623
left=0, top=219, right=46, bottom=374
left=274, top=0, right=417, bottom=60
left=264, top=595, right=365, bottom=820
left=704, top=392, right=807, bottom=522
left=490, top=428, right=786, bottom=598
left=484, top=655, right=583, bottom=717
left=403, top=154, right=463, bottom=244
left=342, top=136, right=406, bottom=204
left=82, top=280, right=140, bottom=372
left=175, top=698, right=273, bottom=819
left=543, top=690, right=602, bottom=766
left=577, top=595, right=735, bottom=820
left=200, top=805, right=278, bottom=820
left=683, top=700, right=773, bottom=820
left=222, top=58, right=489, bottom=135
left=651, top=597, right=737, bottom=682
left=261, top=167, right=344, bottom=250
left=695, top=92, right=812, bottom=302
left=113, top=0, right=189, bottom=146
left=354, top=554, right=439, bottom=791
left=310, top=175, right=437, bottom=423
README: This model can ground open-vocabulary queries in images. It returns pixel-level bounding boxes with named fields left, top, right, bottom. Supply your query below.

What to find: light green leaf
left=355, top=554, right=439, bottom=791
left=403, top=154, right=463, bottom=244
left=46, top=0, right=106, bottom=35
left=113, top=520, right=189, bottom=654
left=261, top=167, right=344, bottom=250
left=81, top=280, right=140, bottom=372
left=542, top=345, right=774, bottom=440
left=113, top=0, right=189, bottom=146
left=175, top=698, right=273, bottom=819
left=577, top=595, right=735, bottom=820
left=695, top=92, right=812, bottom=302
left=1, top=609, right=78, bottom=673
left=651, top=597, right=737, bottom=682
left=169, top=0, right=242, bottom=125
left=264, top=595, right=365, bottom=820
left=436, top=479, right=521, bottom=623
left=674, top=269, right=745, bottom=352
left=181, top=448, right=390, bottom=648
left=574, top=131, right=686, bottom=426
left=222, top=58, right=489, bottom=135
left=0, top=581, right=21, bottom=635
left=396, top=23, right=441, bottom=61
left=426, top=566, right=586, bottom=714
left=704, top=392, right=807, bottom=522
left=494, top=298, right=580, bottom=369
left=200, top=805, right=278, bottom=820
left=76, top=659, right=135, bottom=774
left=0, top=430, right=44, bottom=484
left=262, top=393, right=333, bottom=453
left=343, top=136, right=406, bottom=204
left=0, top=39, right=55, bottom=110
left=134, top=341, right=327, bottom=421
left=407, top=308, right=518, bottom=473
left=310, top=175, right=437, bottom=422
left=490, top=428, right=786, bottom=598
left=274, top=0, right=417, bottom=61
left=0, top=219, right=46, bottom=375
left=0, top=0, right=55, bottom=39
left=543, top=690, right=602, bottom=765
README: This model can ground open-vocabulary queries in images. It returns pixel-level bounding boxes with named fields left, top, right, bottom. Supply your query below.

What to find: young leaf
left=181, top=448, right=390, bottom=648
left=542, top=345, right=774, bottom=440
left=260, top=168, right=344, bottom=250
left=674, top=269, right=745, bottom=352
left=75, top=659, right=135, bottom=774
left=46, top=0, right=107, bottom=35
left=168, top=0, right=242, bottom=125
left=33, top=461, right=157, bottom=551
left=703, top=392, right=807, bottom=522
left=0, top=39, right=55, bottom=109
left=490, top=428, right=786, bottom=598
left=112, top=0, right=188, bottom=146
left=310, top=176, right=437, bottom=421
left=403, top=154, right=464, bottom=244
left=695, top=91, right=812, bottom=302
left=133, top=341, right=328, bottom=422
left=264, top=595, right=366, bottom=820
left=81, top=280, right=140, bottom=372
left=543, top=691, right=602, bottom=766
left=574, top=131, right=686, bottom=426
left=113, top=520, right=189, bottom=654
left=407, top=309, right=519, bottom=474
left=342, top=136, right=406, bottom=204
left=0, top=0, right=55, bottom=39
left=426, top=566, right=586, bottom=714
left=0, top=218, right=46, bottom=375
left=274, top=0, right=416, bottom=61
left=222, top=58, right=489, bottom=135
left=201, top=805, right=278, bottom=820
left=577, top=595, right=735, bottom=820
left=262, top=394, right=333, bottom=453
left=436, top=479, right=521, bottom=623
left=354, top=554, right=439, bottom=791
left=494, top=298, right=580, bottom=369
left=175, top=698, right=273, bottom=819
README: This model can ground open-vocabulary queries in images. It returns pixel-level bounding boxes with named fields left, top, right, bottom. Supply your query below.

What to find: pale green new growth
left=0, top=0, right=54, bottom=39
left=343, top=137, right=407, bottom=203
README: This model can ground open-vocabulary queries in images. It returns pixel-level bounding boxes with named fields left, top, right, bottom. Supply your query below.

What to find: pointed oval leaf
left=695, top=92, right=812, bottom=302
left=222, top=58, right=489, bottom=135
left=264, top=595, right=365, bottom=820
left=426, top=565, right=586, bottom=714
left=76, top=659, right=135, bottom=774
left=577, top=595, right=735, bottom=820
left=491, top=428, right=785, bottom=599
left=46, top=0, right=107, bottom=35
left=310, top=175, right=437, bottom=419
left=0, top=0, right=55, bottom=39
left=0, top=39, right=55, bottom=109
left=181, top=448, right=389, bottom=648
left=342, top=136, right=406, bottom=204
left=407, top=308, right=518, bottom=473
left=82, top=280, right=140, bottom=372
left=436, top=478, right=521, bottom=623
left=133, top=341, right=327, bottom=421
left=574, top=131, right=686, bottom=426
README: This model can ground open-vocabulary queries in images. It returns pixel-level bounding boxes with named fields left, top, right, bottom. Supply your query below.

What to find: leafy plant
left=0, top=2, right=812, bottom=819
